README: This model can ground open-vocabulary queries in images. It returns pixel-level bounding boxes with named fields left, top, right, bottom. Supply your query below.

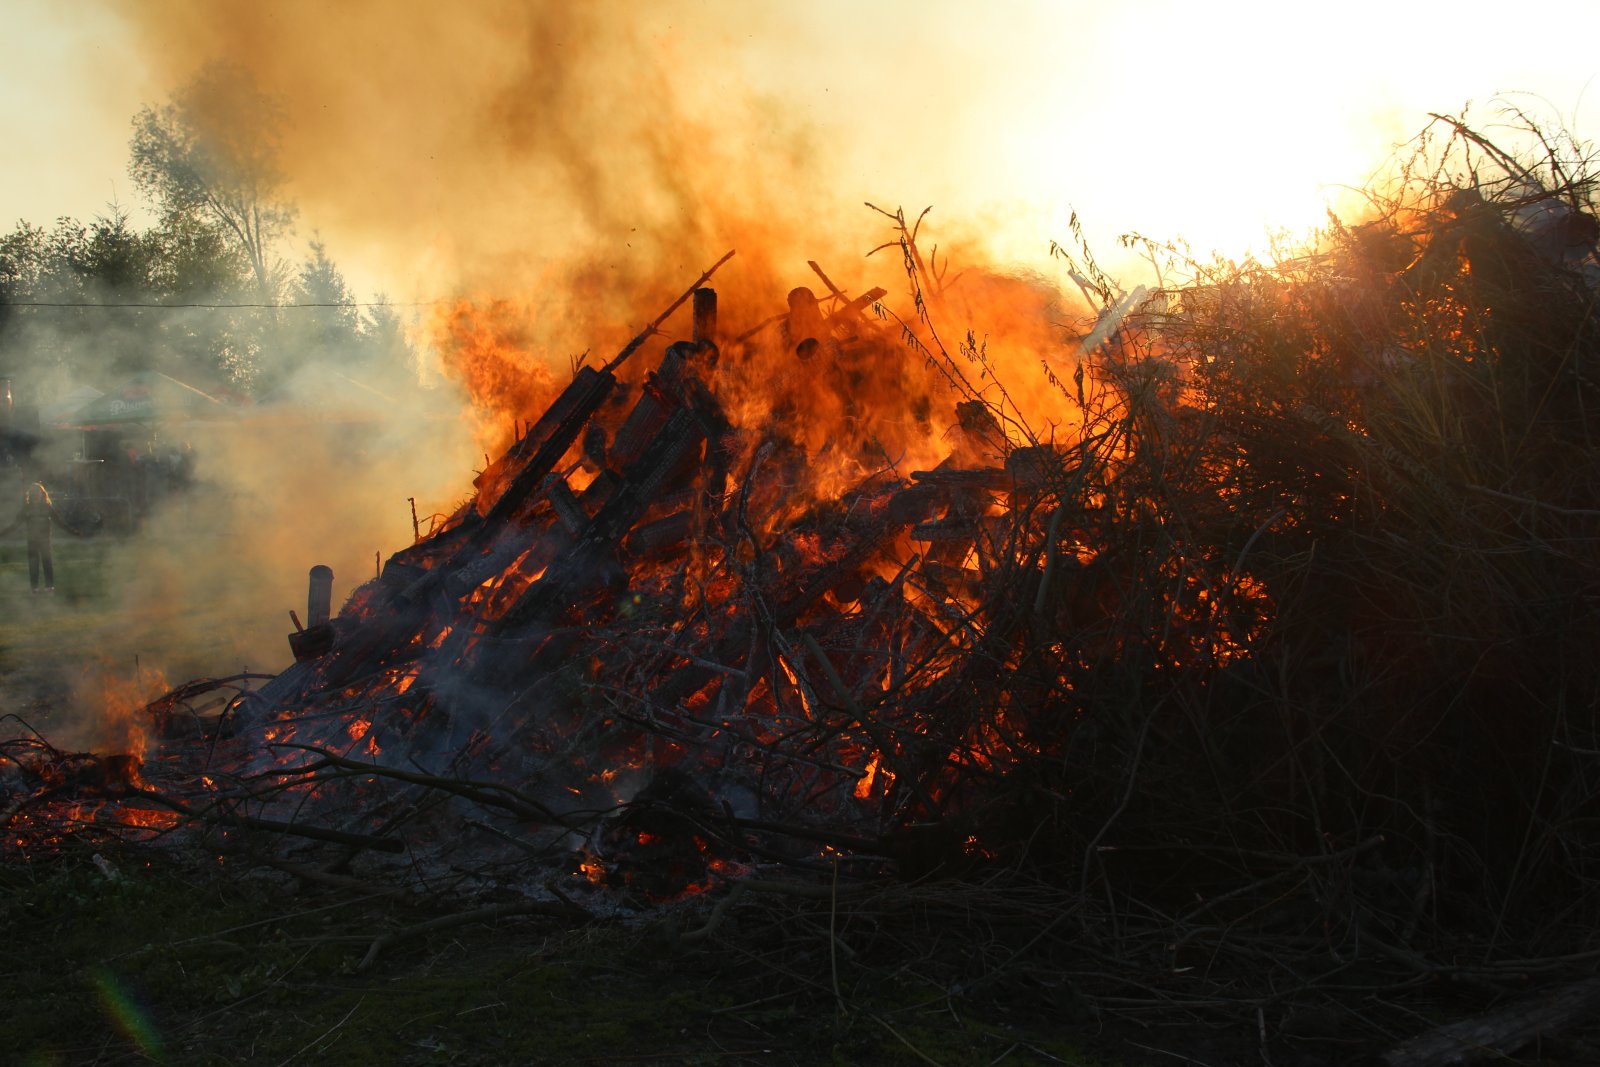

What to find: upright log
left=307, top=565, right=334, bottom=627
left=692, top=287, right=718, bottom=345
left=288, top=564, right=336, bottom=661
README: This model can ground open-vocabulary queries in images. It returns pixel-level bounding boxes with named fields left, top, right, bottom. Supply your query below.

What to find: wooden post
left=692, top=288, right=718, bottom=345
left=288, top=564, right=337, bottom=662
left=308, top=565, right=334, bottom=627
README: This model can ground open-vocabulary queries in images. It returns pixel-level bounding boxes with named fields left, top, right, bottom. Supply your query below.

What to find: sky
left=2, top=1, right=1598, bottom=302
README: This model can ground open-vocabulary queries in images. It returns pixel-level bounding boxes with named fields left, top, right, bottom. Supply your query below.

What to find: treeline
left=0, top=64, right=411, bottom=403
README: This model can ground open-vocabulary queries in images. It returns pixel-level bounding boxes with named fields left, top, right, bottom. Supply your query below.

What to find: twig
left=679, top=881, right=749, bottom=943
left=1079, top=700, right=1160, bottom=900
left=871, top=1012, right=948, bottom=1067
left=1178, top=835, right=1386, bottom=924
left=273, top=996, right=364, bottom=1067
left=357, top=898, right=591, bottom=972
left=134, top=789, right=406, bottom=853
left=1464, top=483, right=1600, bottom=517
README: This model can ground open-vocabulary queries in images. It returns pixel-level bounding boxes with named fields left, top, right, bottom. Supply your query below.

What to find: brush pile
left=7, top=114, right=1600, bottom=1059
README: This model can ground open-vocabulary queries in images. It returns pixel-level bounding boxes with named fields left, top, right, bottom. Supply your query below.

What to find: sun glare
left=950, top=1, right=1597, bottom=279
left=975, top=6, right=1405, bottom=274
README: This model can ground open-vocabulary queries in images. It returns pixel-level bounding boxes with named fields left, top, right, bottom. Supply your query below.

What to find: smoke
left=15, top=0, right=1590, bottom=749
left=110, top=374, right=472, bottom=675
left=14, top=2, right=1090, bottom=710
left=0, top=371, right=473, bottom=749
left=103, top=3, right=853, bottom=306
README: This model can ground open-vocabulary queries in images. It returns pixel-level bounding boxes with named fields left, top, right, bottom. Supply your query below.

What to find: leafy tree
left=0, top=221, right=47, bottom=337
left=148, top=212, right=252, bottom=303
left=0, top=207, right=265, bottom=394
left=236, top=237, right=366, bottom=395
left=59, top=205, right=158, bottom=296
left=144, top=212, right=262, bottom=390
left=0, top=64, right=388, bottom=401
left=3, top=210, right=166, bottom=384
left=128, top=63, right=296, bottom=301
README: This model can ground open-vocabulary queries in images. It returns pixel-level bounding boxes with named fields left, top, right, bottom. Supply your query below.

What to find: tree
left=64, top=205, right=158, bottom=296
left=0, top=221, right=47, bottom=338
left=148, top=211, right=252, bottom=304
left=360, top=297, right=412, bottom=370
left=290, top=238, right=358, bottom=345
left=0, top=205, right=266, bottom=393
left=128, top=63, right=296, bottom=301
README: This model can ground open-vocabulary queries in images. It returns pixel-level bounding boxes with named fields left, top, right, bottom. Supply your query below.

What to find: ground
left=0, top=536, right=1125, bottom=1066
left=4, top=538, right=1591, bottom=1067
left=1, top=846, right=1121, bottom=1066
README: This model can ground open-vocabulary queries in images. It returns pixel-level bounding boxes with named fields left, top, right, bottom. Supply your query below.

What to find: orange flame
left=75, top=664, right=169, bottom=767
left=432, top=297, right=564, bottom=454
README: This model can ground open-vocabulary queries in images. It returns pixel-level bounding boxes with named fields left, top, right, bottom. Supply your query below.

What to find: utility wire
left=0, top=299, right=440, bottom=309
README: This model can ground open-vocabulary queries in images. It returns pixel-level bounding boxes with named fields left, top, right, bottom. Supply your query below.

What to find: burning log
left=15, top=249, right=1062, bottom=904
left=692, top=286, right=717, bottom=345
left=624, top=510, right=694, bottom=559
left=909, top=517, right=980, bottom=543
left=441, top=364, right=616, bottom=571
left=609, top=368, right=679, bottom=471
left=495, top=407, right=704, bottom=633
left=404, top=251, right=736, bottom=612
left=542, top=474, right=588, bottom=535
left=1004, top=444, right=1070, bottom=489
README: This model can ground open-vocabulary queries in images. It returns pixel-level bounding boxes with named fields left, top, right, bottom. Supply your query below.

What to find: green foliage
left=0, top=206, right=265, bottom=393
left=0, top=70, right=416, bottom=401
left=149, top=212, right=252, bottom=303
left=128, top=62, right=297, bottom=301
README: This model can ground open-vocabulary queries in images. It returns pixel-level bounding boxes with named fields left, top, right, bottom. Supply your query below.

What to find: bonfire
left=7, top=115, right=1600, bottom=1063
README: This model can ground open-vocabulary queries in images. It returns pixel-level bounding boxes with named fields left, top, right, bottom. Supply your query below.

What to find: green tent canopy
left=67, top=371, right=230, bottom=428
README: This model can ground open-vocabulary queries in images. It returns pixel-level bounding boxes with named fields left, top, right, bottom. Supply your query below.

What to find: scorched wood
left=396, top=258, right=734, bottom=618
left=692, top=287, right=717, bottom=345
left=493, top=407, right=704, bottom=633
left=624, top=510, right=695, bottom=559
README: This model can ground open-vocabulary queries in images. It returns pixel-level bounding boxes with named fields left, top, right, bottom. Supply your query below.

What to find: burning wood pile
left=9, top=122, right=1600, bottom=1057
left=2, top=247, right=1090, bottom=901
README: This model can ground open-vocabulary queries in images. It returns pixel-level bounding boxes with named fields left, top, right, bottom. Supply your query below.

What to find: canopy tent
left=40, top=385, right=104, bottom=429
left=67, top=371, right=231, bottom=428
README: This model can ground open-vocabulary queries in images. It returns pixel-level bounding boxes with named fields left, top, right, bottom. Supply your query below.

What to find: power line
left=0, top=299, right=441, bottom=309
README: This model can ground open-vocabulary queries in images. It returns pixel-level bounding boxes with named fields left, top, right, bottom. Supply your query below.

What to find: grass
left=0, top=529, right=283, bottom=746
left=0, top=845, right=1113, bottom=1066
left=0, top=537, right=124, bottom=737
left=0, top=537, right=1116, bottom=1067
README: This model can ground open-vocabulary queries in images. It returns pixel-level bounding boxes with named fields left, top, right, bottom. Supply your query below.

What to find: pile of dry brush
left=980, top=110, right=1600, bottom=1051
left=9, top=112, right=1600, bottom=1058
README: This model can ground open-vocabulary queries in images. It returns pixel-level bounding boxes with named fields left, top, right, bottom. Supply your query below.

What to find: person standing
left=4, top=482, right=75, bottom=593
